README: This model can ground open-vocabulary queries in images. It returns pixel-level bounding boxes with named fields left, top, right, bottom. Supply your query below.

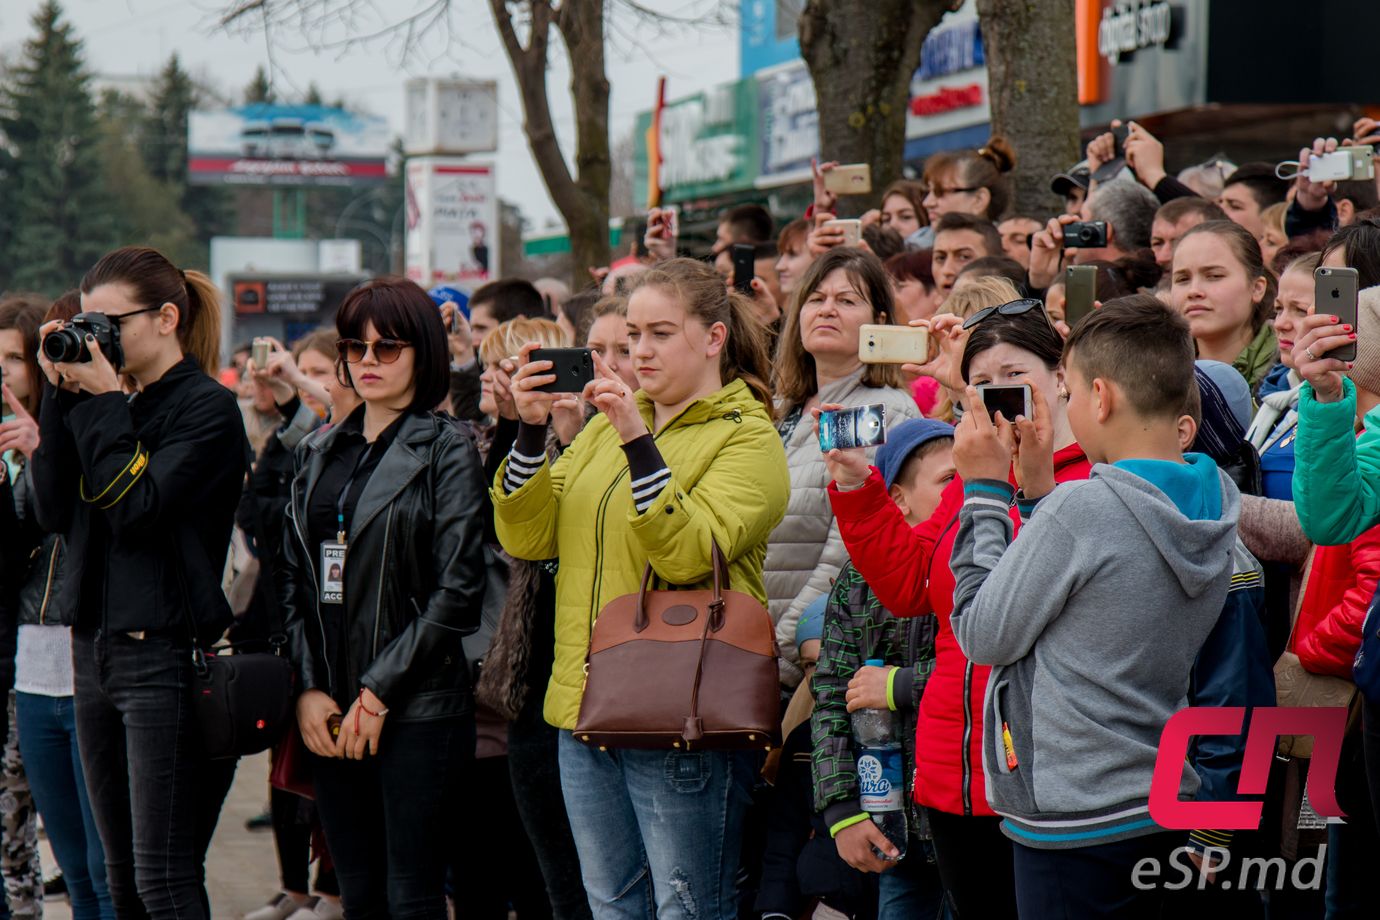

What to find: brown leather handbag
left=574, top=542, right=781, bottom=751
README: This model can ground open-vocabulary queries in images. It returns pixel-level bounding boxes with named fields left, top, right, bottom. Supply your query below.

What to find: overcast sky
left=1, top=0, right=740, bottom=230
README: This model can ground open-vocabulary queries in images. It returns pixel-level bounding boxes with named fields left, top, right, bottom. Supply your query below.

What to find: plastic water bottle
left=851, top=658, right=908, bottom=861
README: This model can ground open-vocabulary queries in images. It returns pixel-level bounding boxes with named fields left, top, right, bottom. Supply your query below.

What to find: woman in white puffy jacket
left=767, top=246, right=922, bottom=685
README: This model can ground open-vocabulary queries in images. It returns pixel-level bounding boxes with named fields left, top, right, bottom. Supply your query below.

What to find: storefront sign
left=909, top=84, right=984, bottom=117
left=917, top=17, right=984, bottom=80
left=188, top=104, right=392, bottom=188
left=758, top=63, right=818, bottom=179
left=634, top=80, right=757, bottom=208
left=1098, top=0, right=1174, bottom=65
left=229, top=275, right=363, bottom=317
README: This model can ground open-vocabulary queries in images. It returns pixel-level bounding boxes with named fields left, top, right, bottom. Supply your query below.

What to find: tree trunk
left=975, top=0, right=1080, bottom=217
left=490, top=0, right=610, bottom=290
left=799, top=0, right=953, bottom=218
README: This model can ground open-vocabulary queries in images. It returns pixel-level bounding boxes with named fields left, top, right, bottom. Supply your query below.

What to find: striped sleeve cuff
left=622, top=434, right=671, bottom=513
left=1187, top=829, right=1235, bottom=854
left=963, top=479, right=1015, bottom=511
left=502, top=421, right=550, bottom=494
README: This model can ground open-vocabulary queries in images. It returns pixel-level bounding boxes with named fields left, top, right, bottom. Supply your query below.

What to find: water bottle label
left=857, top=749, right=903, bottom=812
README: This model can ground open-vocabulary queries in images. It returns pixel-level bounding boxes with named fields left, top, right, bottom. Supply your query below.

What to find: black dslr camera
left=41, top=313, right=123, bottom=367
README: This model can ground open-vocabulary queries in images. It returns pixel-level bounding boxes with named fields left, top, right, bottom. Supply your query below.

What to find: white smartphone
left=858, top=324, right=929, bottom=364
left=1308, top=146, right=1375, bottom=183
left=823, top=219, right=862, bottom=247
left=976, top=384, right=1032, bottom=423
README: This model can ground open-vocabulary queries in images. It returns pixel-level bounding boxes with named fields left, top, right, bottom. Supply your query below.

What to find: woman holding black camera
left=29, top=246, right=249, bottom=920
left=277, top=277, right=489, bottom=919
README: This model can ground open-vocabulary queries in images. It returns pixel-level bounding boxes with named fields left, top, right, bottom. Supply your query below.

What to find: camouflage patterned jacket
left=810, top=562, right=937, bottom=839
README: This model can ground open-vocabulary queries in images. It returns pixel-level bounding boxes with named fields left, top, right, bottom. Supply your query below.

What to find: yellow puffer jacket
left=492, top=378, right=789, bottom=730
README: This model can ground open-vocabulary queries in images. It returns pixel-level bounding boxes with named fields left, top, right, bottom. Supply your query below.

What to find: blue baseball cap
left=795, top=593, right=827, bottom=649
left=875, top=418, right=956, bottom=489
left=428, top=285, right=470, bottom=319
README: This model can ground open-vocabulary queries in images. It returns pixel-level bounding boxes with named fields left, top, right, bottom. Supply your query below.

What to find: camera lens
left=41, top=328, right=86, bottom=364
left=1077, top=227, right=1093, bottom=243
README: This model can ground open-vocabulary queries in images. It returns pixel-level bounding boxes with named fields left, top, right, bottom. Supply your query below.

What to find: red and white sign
left=404, top=158, right=498, bottom=287
left=188, top=104, right=392, bottom=188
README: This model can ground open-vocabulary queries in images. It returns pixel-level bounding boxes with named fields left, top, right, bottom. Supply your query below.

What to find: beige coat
left=767, top=370, right=921, bottom=686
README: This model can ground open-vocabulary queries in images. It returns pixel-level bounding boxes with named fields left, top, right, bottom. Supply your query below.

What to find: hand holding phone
left=822, top=219, right=862, bottom=248
left=530, top=347, right=595, bottom=393
left=858, top=324, right=929, bottom=364
left=1064, top=265, right=1097, bottom=326
left=817, top=404, right=887, bottom=452
left=731, top=244, right=756, bottom=294
left=1315, top=267, right=1359, bottom=362
left=824, top=163, right=873, bottom=195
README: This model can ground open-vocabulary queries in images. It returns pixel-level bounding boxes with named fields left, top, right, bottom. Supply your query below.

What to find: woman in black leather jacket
left=277, top=277, right=488, bottom=919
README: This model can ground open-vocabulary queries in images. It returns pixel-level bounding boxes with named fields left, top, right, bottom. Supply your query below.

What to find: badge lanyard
left=321, top=443, right=373, bottom=605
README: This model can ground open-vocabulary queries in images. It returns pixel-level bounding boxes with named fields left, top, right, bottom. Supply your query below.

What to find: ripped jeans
left=557, top=733, right=754, bottom=920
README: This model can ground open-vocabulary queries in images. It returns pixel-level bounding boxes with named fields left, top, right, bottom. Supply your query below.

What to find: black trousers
left=924, top=808, right=1016, bottom=918
left=1011, top=831, right=1181, bottom=920
left=73, top=629, right=235, bottom=920
left=506, top=696, right=592, bottom=920
left=313, top=714, right=473, bottom=920
left=271, top=786, right=338, bottom=897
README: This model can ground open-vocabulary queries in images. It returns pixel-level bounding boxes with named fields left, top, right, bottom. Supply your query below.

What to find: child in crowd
left=810, top=419, right=954, bottom=920
left=947, top=297, right=1240, bottom=917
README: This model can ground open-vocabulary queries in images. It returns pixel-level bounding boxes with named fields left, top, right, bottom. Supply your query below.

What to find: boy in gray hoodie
left=946, top=296, right=1238, bottom=918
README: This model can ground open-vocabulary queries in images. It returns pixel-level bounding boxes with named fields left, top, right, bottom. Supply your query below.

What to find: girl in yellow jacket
left=494, top=258, right=788, bottom=920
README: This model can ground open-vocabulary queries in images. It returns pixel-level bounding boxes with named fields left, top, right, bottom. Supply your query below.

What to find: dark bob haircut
left=959, top=300, right=1064, bottom=383
left=336, top=276, right=450, bottom=412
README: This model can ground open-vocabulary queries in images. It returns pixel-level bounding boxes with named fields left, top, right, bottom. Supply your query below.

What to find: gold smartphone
left=823, top=219, right=862, bottom=247
left=824, top=163, right=873, bottom=195
left=858, top=324, right=929, bottom=364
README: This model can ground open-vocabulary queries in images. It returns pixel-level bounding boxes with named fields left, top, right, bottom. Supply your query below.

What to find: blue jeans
left=15, top=692, right=113, bottom=920
left=557, top=733, right=754, bottom=920
left=877, top=837, right=945, bottom=920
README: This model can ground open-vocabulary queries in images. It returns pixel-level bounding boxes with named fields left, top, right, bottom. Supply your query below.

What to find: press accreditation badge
left=320, top=542, right=346, bottom=604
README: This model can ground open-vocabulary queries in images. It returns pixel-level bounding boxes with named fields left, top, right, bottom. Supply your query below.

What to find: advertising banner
left=633, top=80, right=758, bottom=210
left=188, top=104, right=392, bottom=187
left=404, top=158, right=498, bottom=288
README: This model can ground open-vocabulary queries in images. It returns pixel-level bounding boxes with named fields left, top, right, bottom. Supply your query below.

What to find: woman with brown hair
left=921, top=136, right=1017, bottom=229
left=876, top=179, right=930, bottom=248
left=768, top=247, right=922, bottom=685
left=29, top=247, right=248, bottom=920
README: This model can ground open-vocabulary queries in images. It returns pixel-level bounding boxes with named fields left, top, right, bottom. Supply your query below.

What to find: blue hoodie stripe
left=1002, top=817, right=1160, bottom=843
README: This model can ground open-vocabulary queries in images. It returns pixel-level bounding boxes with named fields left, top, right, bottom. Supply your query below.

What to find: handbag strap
left=633, top=540, right=730, bottom=633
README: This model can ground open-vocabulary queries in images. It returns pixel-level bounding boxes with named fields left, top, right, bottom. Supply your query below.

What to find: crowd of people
left=3, top=111, right=1380, bottom=920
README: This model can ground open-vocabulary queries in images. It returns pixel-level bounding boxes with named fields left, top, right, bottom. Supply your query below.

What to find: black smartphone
left=732, top=243, right=756, bottom=294
left=977, top=384, right=1032, bottom=423
left=1064, top=265, right=1097, bottom=326
left=530, top=348, right=595, bottom=393
left=817, top=404, right=887, bottom=451
left=1091, top=124, right=1131, bottom=182
left=1063, top=221, right=1108, bottom=249
left=1315, top=267, right=1359, bottom=362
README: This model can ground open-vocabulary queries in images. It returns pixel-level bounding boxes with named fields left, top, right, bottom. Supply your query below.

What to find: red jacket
left=1293, top=526, right=1380, bottom=678
left=830, top=443, right=1091, bottom=817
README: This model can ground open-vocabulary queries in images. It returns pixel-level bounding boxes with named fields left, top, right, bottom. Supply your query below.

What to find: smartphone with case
left=530, top=347, right=595, bottom=393
left=858, top=324, right=929, bottom=364
left=1315, top=266, right=1359, bottom=362
left=732, top=243, right=756, bottom=294
left=818, top=404, right=887, bottom=452
left=251, top=338, right=271, bottom=370
left=822, top=219, right=863, bottom=247
left=977, top=384, right=1033, bottom=423
left=824, top=163, right=873, bottom=195
left=1064, top=265, right=1097, bottom=326
left=1307, top=146, right=1375, bottom=183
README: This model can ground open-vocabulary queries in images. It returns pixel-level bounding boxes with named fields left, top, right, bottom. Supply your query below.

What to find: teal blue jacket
left=1293, top=378, right=1379, bottom=545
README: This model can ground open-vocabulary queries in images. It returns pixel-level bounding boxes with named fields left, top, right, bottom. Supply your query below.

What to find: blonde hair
left=479, top=317, right=569, bottom=366
left=582, top=295, right=627, bottom=344
left=1261, top=201, right=1287, bottom=236
left=941, top=276, right=1022, bottom=320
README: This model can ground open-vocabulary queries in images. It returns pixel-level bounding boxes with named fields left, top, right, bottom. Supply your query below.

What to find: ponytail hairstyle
left=922, top=135, right=1017, bottom=221
left=1176, top=220, right=1277, bottom=334
left=628, top=258, right=773, bottom=408
left=80, top=246, right=222, bottom=374
left=0, top=293, right=49, bottom=416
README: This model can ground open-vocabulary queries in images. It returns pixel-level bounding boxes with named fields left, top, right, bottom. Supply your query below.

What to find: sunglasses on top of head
left=961, top=298, right=1050, bottom=331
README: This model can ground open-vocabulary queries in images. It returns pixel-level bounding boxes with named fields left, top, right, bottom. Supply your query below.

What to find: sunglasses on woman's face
left=962, top=298, right=1048, bottom=330
left=336, top=338, right=411, bottom=364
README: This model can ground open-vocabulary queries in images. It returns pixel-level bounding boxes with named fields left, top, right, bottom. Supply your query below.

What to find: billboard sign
left=188, top=104, right=392, bottom=187
left=404, top=158, right=498, bottom=288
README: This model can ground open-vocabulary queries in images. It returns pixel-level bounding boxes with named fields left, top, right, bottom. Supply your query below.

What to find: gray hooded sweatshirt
left=948, top=459, right=1239, bottom=850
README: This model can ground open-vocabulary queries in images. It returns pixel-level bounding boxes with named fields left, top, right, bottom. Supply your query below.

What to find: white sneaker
left=245, top=893, right=304, bottom=920
left=286, top=898, right=344, bottom=920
